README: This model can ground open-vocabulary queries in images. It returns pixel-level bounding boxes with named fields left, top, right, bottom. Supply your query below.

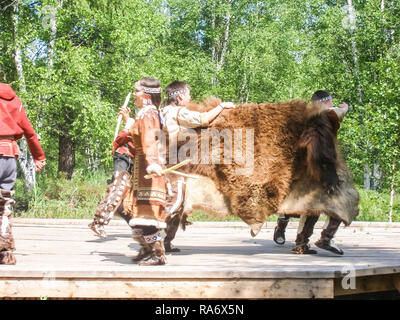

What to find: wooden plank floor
left=1, top=219, right=400, bottom=299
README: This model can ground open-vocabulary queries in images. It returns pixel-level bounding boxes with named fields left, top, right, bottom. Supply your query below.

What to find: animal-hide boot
left=273, top=215, right=290, bottom=245
left=138, top=231, right=167, bottom=266
left=315, top=217, right=343, bottom=255
left=292, top=215, right=318, bottom=254
left=0, top=189, right=16, bottom=265
left=132, top=228, right=153, bottom=263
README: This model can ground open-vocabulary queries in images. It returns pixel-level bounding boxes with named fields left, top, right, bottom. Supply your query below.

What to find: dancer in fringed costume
left=127, top=77, right=168, bottom=266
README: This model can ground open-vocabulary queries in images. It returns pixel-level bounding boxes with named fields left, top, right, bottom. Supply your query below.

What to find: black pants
left=107, top=153, right=134, bottom=185
left=113, top=153, right=134, bottom=173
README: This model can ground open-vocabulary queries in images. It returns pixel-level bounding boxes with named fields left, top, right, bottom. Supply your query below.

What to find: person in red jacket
left=0, top=83, right=46, bottom=265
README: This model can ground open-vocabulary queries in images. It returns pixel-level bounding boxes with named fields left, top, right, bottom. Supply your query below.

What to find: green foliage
left=1, top=0, right=400, bottom=221
left=357, top=188, right=400, bottom=222
left=12, top=172, right=399, bottom=222
left=14, top=170, right=110, bottom=219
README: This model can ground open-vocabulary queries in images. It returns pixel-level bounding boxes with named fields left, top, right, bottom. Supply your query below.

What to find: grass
left=356, top=188, right=399, bottom=222
left=13, top=173, right=399, bottom=223
left=14, top=171, right=108, bottom=219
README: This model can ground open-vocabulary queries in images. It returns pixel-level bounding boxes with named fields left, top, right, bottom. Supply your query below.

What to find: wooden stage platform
left=1, top=218, right=400, bottom=299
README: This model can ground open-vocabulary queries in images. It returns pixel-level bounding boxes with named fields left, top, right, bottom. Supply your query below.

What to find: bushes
left=14, top=171, right=110, bottom=219
left=356, top=188, right=399, bottom=222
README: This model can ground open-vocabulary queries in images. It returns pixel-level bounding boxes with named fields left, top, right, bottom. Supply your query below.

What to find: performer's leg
left=113, top=153, right=131, bottom=173
left=131, top=227, right=153, bottom=262
left=89, top=171, right=131, bottom=238
left=164, top=213, right=181, bottom=252
left=115, top=203, right=131, bottom=224
left=132, top=226, right=167, bottom=266
left=113, top=154, right=134, bottom=224
left=164, top=176, right=186, bottom=252
left=273, top=214, right=300, bottom=245
left=0, top=189, right=16, bottom=265
left=292, top=215, right=319, bottom=254
left=273, top=214, right=289, bottom=245
left=315, top=217, right=343, bottom=255
left=0, top=158, right=17, bottom=265
left=139, top=230, right=167, bottom=266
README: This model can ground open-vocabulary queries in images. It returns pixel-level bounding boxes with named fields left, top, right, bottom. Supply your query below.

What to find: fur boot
left=292, top=215, right=318, bottom=254
left=0, top=189, right=16, bottom=265
left=315, top=217, right=343, bottom=255
left=273, top=214, right=299, bottom=245
left=139, top=240, right=167, bottom=266
left=0, top=249, right=16, bottom=265
left=132, top=239, right=153, bottom=262
left=164, top=214, right=181, bottom=252
left=134, top=229, right=167, bottom=266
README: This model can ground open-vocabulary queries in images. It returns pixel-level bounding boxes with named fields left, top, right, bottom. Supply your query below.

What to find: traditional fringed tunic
left=128, top=105, right=167, bottom=229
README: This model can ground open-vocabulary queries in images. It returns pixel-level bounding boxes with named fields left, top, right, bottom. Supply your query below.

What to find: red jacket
left=0, top=83, right=45, bottom=160
left=113, top=129, right=135, bottom=158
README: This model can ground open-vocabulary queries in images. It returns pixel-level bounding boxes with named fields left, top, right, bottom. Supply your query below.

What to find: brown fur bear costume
left=177, top=98, right=359, bottom=237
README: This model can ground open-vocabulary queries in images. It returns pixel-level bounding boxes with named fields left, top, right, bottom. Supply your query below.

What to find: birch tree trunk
left=211, top=5, right=216, bottom=63
left=240, top=56, right=252, bottom=103
left=12, top=1, right=25, bottom=91
left=210, top=3, right=217, bottom=86
left=47, top=0, right=63, bottom=67
left=216, top=10, right=231, bottom=73
left=347, top=0, right=374, bottom=189
left=211, top=0, right=232, bottom=86
left=364, top=164, right=371, bottom=190
left=347, top=0, right=362, bottom=105
left=13, top=0, right=36, bottom=191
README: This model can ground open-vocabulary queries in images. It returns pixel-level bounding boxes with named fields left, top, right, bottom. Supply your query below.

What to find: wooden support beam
left=334, top=274, right=397, bottom=296
left=393, top=274, right=400, bottom=293
left=0, top=278, right=334, bottom=299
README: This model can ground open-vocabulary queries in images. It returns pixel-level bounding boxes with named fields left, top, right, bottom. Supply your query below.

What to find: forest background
left=1, top=0, right=399, bottom=222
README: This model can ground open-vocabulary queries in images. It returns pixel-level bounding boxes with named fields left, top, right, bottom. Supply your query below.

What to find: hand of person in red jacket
left=34, top=159, right=46, bottom=172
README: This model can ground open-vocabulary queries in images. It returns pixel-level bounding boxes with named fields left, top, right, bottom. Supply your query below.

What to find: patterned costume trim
left=318, top=95, right=332, bottom=102
left=128, top=218, right=167, bottom=229
left=134, top=82, right=162, bottom=94
left=136, top=105, right=158, bottom=120
left=143, top=230, right=166, bottom=243
left=94, top=171, right=131, bottom=225
left=136, top=189, right=167, bottom=203
left=167, top=88, right=189, bottom=97
left=132, top=154, right=166, bottom=206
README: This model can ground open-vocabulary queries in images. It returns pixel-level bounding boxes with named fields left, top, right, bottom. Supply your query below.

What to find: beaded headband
left=318, top=95, right=332, bottom=102
left=134, top=81, right=161, bottom=94
left=167, top=88, right=189, bottom=98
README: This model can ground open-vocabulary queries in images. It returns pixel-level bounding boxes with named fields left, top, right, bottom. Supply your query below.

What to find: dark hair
left=137, top=77, right=162, bottom=107
left=162, top=81, right=190, bottom=107
left=311, top=90, right=331, bottom=102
